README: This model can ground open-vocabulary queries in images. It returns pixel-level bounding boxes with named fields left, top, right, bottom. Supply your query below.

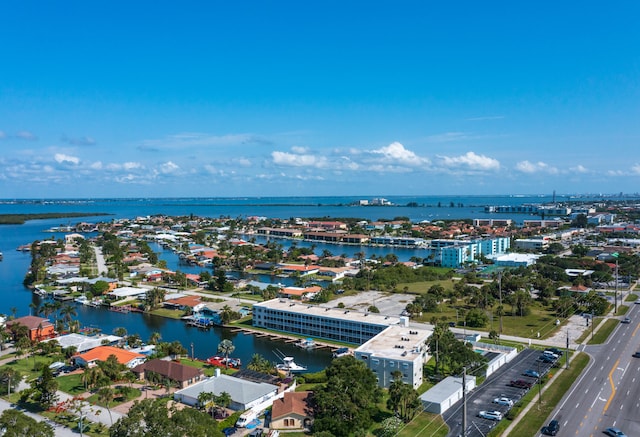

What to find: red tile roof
left=272, top=391, right=313, bottom=420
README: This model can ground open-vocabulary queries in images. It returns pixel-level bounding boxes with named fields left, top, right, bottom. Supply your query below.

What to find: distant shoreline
left=0, top=212, right=111, bottom=225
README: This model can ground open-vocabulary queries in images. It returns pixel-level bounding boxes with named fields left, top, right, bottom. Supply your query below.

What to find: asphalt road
left=541, top=302, right=640, bottom=437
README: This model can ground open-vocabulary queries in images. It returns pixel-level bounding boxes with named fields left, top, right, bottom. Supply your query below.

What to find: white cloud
left=438, top=151, right=500, bottom=171
left=123, top=162, right=142, bottom=170
left=90, top=161, right=103, bottom=170
left=570, top=165, right=588, bottom=173
left=158, top=161, right=180, bottom=174
left=54, top=153, right=80, bottom=165
left=291, top=146, right=309, bottom=154
left=631, top=164, right=640, bottom=175
left=371, top=142, right=429, bottom=166
left=515, top=160, right=558, bottom=174
left=271, top=150, right=328, bottom=168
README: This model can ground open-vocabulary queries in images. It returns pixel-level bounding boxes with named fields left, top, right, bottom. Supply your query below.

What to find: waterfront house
left=6, top=316, right=55, bottom=342
left=279, top=286, right=322, bottom=301
left=132, top=358, right=205, bottom=389
left=73, top=345, right=146, bottom=368
left=174, top=368, right=279, bottom=411
left=271, top=391, right=314, bottom=431
left=45, top=333, right=121, bottom=353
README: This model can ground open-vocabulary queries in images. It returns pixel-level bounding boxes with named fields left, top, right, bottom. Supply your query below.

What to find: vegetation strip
left=0, top=212, right=110, bottom=224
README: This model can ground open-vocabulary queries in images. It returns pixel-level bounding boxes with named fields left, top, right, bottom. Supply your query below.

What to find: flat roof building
left=252, top=299, right=403, bottom=345
left=354, top=325, right=432, bottom=389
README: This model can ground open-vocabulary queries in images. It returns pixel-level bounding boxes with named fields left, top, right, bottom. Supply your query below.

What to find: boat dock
left=229, top=326, right=351, bottom=355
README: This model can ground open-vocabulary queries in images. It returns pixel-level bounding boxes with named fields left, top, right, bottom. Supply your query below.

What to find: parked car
left=621, top=317, right=631, bottom=324
left=632, top=351, right=640, bottom=358
left=523, top=369, right=540, bottom=378
left=478, top=410, right=503, bottom=421
left=509, top=379, right=533, bottom=389
left=545, top=347, right=563, bottom=356
left=604, top=427, right=627, bottom=437
left=539, top=354, right=555, bottom=363
left=541, top=419, right=560, bottom=436
left=222, top=428, right=237, bottom=436
left=492, top=397, right=514, bottom=407
left=542, top=350, right=559, bottom=360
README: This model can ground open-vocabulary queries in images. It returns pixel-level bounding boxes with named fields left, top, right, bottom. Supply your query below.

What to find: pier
left=229, top=325, right=351, bottom=355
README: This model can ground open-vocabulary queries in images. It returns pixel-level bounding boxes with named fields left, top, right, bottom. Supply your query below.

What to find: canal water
left=0, top=218, right=333, bottom=372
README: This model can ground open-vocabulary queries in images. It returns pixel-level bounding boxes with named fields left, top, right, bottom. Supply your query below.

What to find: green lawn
left=179, top=358, right=238, bottom=377
left=396, top=412, right=448, bottom=437
left=413, top=301, right=563, bottom=339
left=148, top=308, right=185, bottom=319
left=57, top=373, right=87, bottom=395
left=616, top=305, right=629, bottom=316
left=85, top=386, right=141, bottom=407
left=588, top=318, right=620, bottom=345
left=494, top=352, right=589, bottom=437
left=624, top=293, right=638, bottom=302
left=3, top=354, right=59, bottom=382
left=396, top=279, right=455, bottom=294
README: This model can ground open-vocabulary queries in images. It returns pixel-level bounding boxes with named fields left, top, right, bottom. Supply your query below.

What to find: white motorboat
left=276, top=356, right=307, bottom=373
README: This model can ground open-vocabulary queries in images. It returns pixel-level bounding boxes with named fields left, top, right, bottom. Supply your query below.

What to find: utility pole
left=537, top=358, right=542, bottom=406
left=565, top=327, right=569, bottom=369
left=498, top=272, right=503, bottom=334
left=462, top=367, right=467, bottom=437
left=615, top=257, right=619, bottom=313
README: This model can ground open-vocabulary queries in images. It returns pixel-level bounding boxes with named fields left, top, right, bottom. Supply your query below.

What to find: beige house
left=271, top=391, right=313, bottom=430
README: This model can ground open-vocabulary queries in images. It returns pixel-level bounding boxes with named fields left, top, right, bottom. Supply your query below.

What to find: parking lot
left=443, top=348, right=562, bottom=437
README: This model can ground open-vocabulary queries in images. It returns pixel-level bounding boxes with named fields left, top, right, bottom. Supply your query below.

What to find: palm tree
left=217, top=339, right=235, bottom=369
left=60, top=304, right=77, bottom=330
left=97, top=386, right=115, bottom=425
left=216, top=391, right=232, bottom=410
left=219, top=305, right=234, bottom=325
left=148, top=331, right=162, bottom=345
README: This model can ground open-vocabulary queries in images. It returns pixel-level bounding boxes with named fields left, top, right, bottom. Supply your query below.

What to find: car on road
left=509, top=379, right=533, bottom=389
left=478, top=410, right=503, bottom=421
left=523, top=369, right=540, bottom=378
left=492, top=397, right=514, bottom=407
left=604, top=427, right=627, bottom=437
left=621, top=317, right=631, bottom=324
left=632, top=351, right=640, bottom=358
left=541, top=419, right=560, bottom=436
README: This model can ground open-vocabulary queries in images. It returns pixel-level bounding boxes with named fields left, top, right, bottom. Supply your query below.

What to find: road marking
left=632, top=322, right=640, bottom=337
left=604, top=359, right=619, bottom=412
left=599, top=397, right=607, bottom=402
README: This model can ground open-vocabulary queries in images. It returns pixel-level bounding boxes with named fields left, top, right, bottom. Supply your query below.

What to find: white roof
left=44, top=333, right=122, bottom=353
left=109, top=286, right=147, bottom=297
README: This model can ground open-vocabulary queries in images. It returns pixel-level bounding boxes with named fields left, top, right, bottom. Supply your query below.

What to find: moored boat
left=295, top=338, right=316, bottom=350
left=206, top=355, right=242, bottom=368
left=276, top=356, right=307, bottom=373
left=332, top=347, right=351, bottom=358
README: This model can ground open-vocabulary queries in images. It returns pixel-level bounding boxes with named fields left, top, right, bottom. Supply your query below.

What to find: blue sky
left=1, top=1, right=639, bottom=198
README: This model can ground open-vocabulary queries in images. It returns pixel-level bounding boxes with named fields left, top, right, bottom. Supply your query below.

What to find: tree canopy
left=313, top=356, right=382, bottom=436
left=110, top=398, right=222, bottom=437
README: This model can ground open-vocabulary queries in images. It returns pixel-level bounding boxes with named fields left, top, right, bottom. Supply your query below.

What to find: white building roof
left=355, top=325, right=432, bottom=360
left=255, top=299, right=401, bottom=327
left=44, top=333, right=122, bottom=353
left=175, top=373, right=278, bottom=406
left=109, top=287, right=147, bottom=298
